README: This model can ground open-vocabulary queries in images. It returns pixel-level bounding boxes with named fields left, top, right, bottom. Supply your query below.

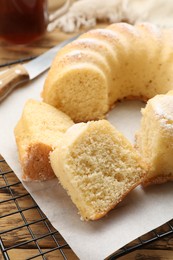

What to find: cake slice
left=50, top=120, right=147, bottom=220
left=14, top=99, right=73, bottom=181
left=136, top=92, right=173, bottom=186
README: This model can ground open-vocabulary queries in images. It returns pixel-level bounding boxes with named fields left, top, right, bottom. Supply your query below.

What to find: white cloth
left=52, top=0, right=173, bottom=32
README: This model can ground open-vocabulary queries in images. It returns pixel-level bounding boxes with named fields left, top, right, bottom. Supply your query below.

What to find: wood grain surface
left=0, top=1, right=173, bottom=259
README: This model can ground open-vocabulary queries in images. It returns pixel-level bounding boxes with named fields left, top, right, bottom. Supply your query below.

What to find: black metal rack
left=0, top=155, right=173, bottom=260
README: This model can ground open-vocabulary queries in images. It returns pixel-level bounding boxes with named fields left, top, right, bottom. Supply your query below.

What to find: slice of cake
left=14, top=99, right=73, bottom=181
left=136, top=92, right=173, bottom=185
left=50, top=120, right=147, bottom=220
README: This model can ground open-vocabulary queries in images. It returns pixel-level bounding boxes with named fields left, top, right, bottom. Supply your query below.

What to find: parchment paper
left=0, top=73, right=173, bottom=260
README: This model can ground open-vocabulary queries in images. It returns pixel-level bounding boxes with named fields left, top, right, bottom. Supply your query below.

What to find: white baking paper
left=0, top=73, right=173, bottom=260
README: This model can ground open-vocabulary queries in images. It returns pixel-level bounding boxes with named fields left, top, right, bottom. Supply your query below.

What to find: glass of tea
left=0, top=0, right=48, bottom=44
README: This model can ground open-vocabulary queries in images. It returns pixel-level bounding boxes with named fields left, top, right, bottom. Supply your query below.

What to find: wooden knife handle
left=0, top=64, right=29, bottom=102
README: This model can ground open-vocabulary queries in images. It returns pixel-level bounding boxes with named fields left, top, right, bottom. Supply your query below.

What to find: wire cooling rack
left=0, top=155, right=173, bottom=260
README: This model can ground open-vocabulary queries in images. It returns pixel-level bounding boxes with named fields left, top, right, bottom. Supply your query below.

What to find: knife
left=0, top=34, right=79, bottom=102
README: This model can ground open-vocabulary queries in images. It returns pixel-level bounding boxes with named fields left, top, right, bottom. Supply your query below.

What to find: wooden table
left=0, top=2, right=173, bottom=259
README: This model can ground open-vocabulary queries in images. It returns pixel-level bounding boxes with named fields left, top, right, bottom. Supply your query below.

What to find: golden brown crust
left=90, top=178, right=145, bottom=220
left=14, top=99, right=74, bottom=181
left=22, top=143, right=55, bottom=181
left=142, top=175, right=173, bottom=187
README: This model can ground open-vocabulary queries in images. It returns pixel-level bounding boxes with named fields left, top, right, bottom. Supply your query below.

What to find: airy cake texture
left=136, top=91, right=173, bottom=185
left=42, top=22, right=173, bottom=122
left=14, top=99, right=73, bottom=181
left=50, top=120, right=147, bottom=220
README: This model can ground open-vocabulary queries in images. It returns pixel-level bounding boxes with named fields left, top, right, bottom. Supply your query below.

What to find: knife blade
left=0, top=34, right=79, bottom=102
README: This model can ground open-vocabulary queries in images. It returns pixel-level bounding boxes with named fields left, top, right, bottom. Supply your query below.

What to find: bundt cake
left=14, top=99, right=73, bottom=181
left=42, top=22, right=173, bottom=122
left=136, top=91, right=173, bottom=186
left=50, top=120, right=147, bottom=220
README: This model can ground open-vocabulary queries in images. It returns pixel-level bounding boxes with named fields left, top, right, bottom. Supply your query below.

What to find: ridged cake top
left=43, top=22, right=173, bottom=122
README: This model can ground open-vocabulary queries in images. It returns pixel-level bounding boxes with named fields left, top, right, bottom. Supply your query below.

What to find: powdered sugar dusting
left=152, top=95, right=173, bottom=128
left=114, top=23, right=140, bottom=38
